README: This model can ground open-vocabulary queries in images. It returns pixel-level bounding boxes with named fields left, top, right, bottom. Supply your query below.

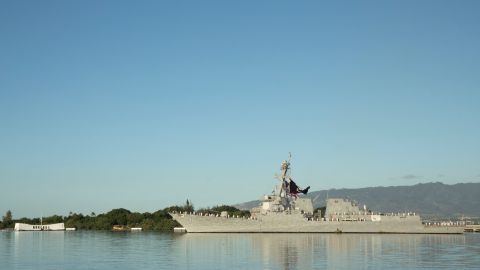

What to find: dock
left=464, top=225, right=480, bottom=232
left=173, top=227, right=186, bottom=233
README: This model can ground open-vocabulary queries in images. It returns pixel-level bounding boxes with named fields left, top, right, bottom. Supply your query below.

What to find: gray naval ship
left=170, top=155, right=463, bottom=234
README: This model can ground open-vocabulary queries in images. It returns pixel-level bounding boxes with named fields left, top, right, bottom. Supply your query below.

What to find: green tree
left=163, top=200, right=195, bottom=213
left=2, top=210, right=13, bottom=228
left=127, top=212, right=143, bottom=226
left=4, top=207, right=184, bottom=231
left=106, top=208, right=131, bottom=225
left=43, top=215, right=63, bottom=224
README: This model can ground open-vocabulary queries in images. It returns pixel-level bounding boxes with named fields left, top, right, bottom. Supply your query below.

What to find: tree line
left=0, top=200, right=250, bottom=231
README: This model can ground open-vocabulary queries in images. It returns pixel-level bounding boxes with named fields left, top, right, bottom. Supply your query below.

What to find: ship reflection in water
left=3, top=232, right=478, bottom=269
left=175, top=233, right=472, bottom=269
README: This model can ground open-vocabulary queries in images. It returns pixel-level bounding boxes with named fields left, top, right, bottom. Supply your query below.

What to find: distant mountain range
left=235, top=182, right=480, bottom=218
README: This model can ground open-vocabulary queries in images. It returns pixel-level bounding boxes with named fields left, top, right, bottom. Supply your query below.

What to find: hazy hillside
left=235, top=182, right=480, bottom=218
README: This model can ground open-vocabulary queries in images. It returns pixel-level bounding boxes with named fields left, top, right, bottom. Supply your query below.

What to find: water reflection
left=176, top=233, right=471, bottom=269
left=1, top=231, right=478, bottom=270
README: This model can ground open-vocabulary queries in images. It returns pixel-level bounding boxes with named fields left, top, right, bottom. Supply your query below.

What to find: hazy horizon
left=3, top=181, right=480, bottom=219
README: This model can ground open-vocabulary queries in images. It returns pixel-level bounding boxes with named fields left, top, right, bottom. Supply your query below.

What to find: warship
left=170, top=155, right=464, bottom=234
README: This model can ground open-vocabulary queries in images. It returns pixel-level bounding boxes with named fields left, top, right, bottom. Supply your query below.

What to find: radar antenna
left=277, top=153, right=292, bottom=197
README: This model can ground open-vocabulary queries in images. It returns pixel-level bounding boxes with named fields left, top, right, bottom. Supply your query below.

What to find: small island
left=0, top=200, right=249, bottom=232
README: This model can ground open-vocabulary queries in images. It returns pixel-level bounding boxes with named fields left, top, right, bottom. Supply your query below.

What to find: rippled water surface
left=1, top=231, right=479, bottom=269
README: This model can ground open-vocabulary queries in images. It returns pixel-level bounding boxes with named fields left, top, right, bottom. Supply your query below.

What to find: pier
left=464, top=225, right=480, bottom=232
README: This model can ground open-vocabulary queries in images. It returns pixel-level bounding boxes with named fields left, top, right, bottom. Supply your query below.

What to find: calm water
left=1, top=231, right=479, bottom=270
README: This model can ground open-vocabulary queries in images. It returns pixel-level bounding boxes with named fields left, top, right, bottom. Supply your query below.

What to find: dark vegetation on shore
left=0, top=200, right=250, bottom=231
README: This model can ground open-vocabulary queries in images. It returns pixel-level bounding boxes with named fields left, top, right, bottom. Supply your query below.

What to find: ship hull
left=170, top=213, right=463, bottom=234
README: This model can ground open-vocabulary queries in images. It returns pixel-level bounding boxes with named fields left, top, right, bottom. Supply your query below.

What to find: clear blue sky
left=1, top=1, right=479, bottom=218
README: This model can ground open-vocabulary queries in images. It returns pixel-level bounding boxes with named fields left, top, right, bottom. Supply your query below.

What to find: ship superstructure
left=170, top=155, right=463, bottom=234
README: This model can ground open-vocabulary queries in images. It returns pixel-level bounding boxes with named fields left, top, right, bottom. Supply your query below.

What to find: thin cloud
left=402, top=174, right=421, bottom=180
left=387, top=177, right=397, bottom=182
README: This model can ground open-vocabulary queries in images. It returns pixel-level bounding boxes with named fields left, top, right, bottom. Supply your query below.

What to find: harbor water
left=1, top=231, right=479, bottom=269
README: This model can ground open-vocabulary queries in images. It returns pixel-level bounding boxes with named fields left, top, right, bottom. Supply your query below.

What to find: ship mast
left=278, top=152, right=292, bottom=197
